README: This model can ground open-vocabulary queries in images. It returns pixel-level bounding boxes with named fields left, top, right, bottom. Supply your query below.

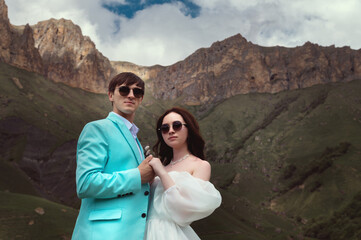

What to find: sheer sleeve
left=152, top=172, right=222, bottom=227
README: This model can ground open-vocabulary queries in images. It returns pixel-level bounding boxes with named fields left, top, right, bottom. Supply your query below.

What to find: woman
left=144, top=107, right=222, bottom=240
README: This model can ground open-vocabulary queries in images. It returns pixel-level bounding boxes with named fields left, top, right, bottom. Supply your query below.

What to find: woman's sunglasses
left=117, top=86, right=144, bottom=98
left=158, top=121, right=187, bottom=134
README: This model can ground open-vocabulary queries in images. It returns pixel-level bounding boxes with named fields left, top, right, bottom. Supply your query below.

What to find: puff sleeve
left=152, top=172, right=222, bottom=227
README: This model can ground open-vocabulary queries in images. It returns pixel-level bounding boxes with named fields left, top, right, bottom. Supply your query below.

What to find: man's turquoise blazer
left=72, top=112, right=150, bottom=240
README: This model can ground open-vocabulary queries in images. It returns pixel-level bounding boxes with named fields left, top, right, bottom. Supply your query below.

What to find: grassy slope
left=303, top=191, right=361, bottom=240
left=0, top=191, right=78, bottom=240
left=1, top=62, right=361, bottom=239
left=0, top=62, right=109, bottom=142
left=197, top=79, right=361, bottom=239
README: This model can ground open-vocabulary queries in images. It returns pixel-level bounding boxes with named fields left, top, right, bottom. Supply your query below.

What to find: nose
left=127, top=89, right=135, bottom=98
left=168, top=126, right=175, bottom=134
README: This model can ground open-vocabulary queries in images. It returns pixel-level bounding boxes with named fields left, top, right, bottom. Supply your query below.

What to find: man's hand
left=138, top=155, right=155, bottom=184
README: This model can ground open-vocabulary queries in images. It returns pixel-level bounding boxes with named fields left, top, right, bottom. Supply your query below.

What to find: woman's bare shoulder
left=189, top=156, right=210, bottom=167
left=191, top=157, right=211, bottom=180
left=196, top=158, right=211, bottom=169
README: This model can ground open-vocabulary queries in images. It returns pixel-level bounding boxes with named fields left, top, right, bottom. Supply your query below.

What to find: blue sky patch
left=102, top=0, right=201, bottom=19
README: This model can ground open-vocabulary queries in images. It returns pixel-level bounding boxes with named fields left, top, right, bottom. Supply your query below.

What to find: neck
left=114, top=110, right=135, bottom=123
left=172, top=146, right=189, bottom=161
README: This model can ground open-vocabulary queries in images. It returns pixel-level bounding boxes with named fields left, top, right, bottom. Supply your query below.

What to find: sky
left=6, top=0, right=361, bottom=66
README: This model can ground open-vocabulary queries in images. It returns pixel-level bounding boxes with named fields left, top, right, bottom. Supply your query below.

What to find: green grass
left=0, top=191, right=78, bottom=240
left=0, top=160, right=37, bottom=195
left=191, top=78, right=361, bottom=238
left=304, top=191, right=361, bottom=240
left=0, top=62, right=109, bottom=142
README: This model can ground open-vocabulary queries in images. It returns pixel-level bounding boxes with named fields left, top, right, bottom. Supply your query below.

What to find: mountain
left=147, top=35, right=361, bottom=107
left=2, top=0, right=361, bottom=106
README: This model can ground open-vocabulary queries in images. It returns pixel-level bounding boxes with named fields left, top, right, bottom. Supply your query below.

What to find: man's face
left=108, top=83, right=143, bottom=121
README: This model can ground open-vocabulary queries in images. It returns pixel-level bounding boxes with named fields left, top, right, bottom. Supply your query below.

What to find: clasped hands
left=138, top=155, right=166, bottom=184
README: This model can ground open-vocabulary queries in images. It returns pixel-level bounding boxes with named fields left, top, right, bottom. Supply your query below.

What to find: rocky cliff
left=1, top=0, right=361, bottom=105
left=0, top=0, right=43, bottom=74
left=146, top=34, right=361, bottom=105
left=0, top=0, right=114, bottom=93
left=32, top=18, right=114, bottom=92
left=111, top=61, right=160, bottom=82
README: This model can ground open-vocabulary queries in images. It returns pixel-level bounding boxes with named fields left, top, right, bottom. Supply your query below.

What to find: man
left=72, top=72, right=155, bottom=240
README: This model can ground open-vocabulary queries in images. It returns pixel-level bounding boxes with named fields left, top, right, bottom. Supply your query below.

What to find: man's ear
left=108, top=91, right=114, bottom=102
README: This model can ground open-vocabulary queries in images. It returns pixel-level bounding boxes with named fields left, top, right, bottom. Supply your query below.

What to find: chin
left=121, top=108, right=135, bottom=114
left=166, top=142, right=183, bottom=149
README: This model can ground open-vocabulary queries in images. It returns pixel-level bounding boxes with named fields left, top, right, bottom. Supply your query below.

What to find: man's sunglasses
left=158, top=121, right=187, bottom=134
left=117, top=86, right=144, bottom=98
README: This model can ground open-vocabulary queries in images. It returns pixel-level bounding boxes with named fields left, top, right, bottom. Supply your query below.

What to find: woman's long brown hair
left=153, top=107, right=205, bottom=166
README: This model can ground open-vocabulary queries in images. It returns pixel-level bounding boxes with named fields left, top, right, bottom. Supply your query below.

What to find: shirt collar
left=112, top=111, right=139, bottom=137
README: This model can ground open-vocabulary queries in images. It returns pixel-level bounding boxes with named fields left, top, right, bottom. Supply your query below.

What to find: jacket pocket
left=88, top=209, right=122, bottom=221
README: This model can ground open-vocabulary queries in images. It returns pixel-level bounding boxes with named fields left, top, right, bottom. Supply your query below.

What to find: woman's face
left=161, top=112, right=188, bottom=149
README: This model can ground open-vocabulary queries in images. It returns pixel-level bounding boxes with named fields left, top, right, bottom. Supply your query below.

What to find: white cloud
left=6, top=0, right=361, bottom=66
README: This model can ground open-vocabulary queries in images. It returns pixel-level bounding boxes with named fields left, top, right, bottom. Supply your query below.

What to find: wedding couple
left=71, top=72, right=222, bottom=240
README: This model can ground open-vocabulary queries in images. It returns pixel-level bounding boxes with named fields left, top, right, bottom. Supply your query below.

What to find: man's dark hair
left=108, top=72, right=145, bottom=93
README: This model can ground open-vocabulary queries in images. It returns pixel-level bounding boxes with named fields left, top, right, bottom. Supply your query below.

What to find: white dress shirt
left=112, top=112, right=143, bottom=160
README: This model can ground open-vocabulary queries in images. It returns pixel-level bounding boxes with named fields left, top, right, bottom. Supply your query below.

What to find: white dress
left=144, top=171, right=222, bottom=240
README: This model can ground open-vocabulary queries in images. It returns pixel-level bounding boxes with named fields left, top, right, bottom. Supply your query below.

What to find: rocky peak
left=210, top=33, right=248, bottom=48
left=33, top=18, right=85, bottom=51
left=32, top=18, right=114, bottom=92
left=0, top=0, right=8, bottom=21
left=146, top=34, right=361, bottom=106
left=2, top=0, right=115, bottom=93
left=0, top=0, right=43, bottom=73
left=0, top=0, right=11, bottom=53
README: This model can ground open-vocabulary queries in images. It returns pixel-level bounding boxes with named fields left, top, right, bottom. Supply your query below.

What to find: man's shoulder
left=79, top=117, right=116, bottom=139
left=84, top=117, right=114, bottom=129
left=87, top=118, right=109, bottom=125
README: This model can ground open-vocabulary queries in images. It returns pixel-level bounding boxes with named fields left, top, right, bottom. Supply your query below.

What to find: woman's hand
left=149, top=158, right=175, bottom=190
left=149, top=157, right=166, bottom=177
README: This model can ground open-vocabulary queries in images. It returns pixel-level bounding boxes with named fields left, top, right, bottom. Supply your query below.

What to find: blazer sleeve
left=76, top=122, right=142, bottom=199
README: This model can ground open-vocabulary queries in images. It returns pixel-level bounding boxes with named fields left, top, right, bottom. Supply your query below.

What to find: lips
left=168, top=136, right=177, bottom=140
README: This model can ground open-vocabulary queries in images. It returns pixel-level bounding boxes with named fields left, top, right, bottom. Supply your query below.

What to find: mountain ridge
left=1, top=0, right=361, bottom=107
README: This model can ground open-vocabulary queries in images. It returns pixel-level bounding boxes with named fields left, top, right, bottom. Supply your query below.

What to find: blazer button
left=144, top=191, right=149, bottom=196
left=141, top=213, right=146, bottom=218
left=117, top=194, right=121, bottom=198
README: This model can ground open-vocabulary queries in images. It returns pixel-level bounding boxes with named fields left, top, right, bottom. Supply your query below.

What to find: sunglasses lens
left=118, top=86, right=130, bottom=96
left=172, top=121, right=183, bottom=131
left=160, top=124, right=170, bottom=134
left=133, top=88, right=144, bottom=98
left=159, top=121, right=186, bottom=134
left=118, top=86, right=144, bottom=98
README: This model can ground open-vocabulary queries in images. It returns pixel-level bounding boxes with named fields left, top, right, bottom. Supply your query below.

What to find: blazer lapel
left=107, top=112, right=143, bottom=165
